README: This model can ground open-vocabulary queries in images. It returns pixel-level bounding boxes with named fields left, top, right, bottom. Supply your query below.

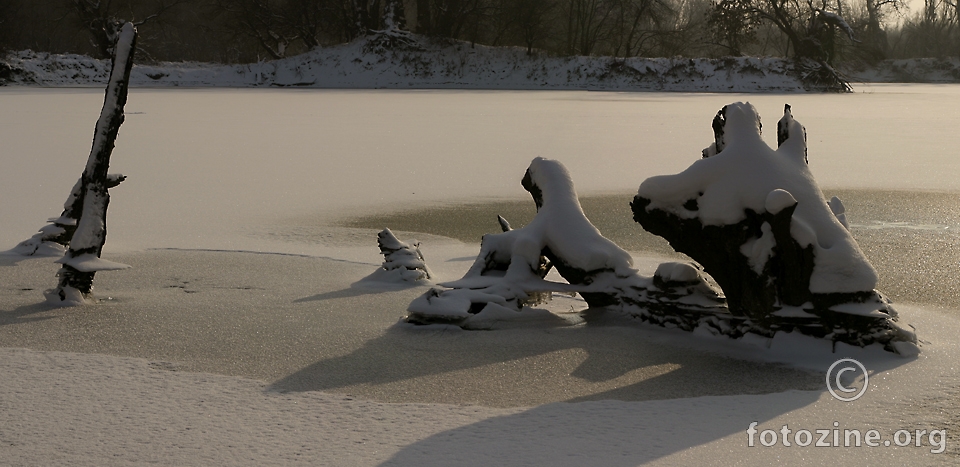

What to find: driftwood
left=632, top=103, right=916, bottom=352
left=48, top=22, right=137, bottom=304
left=408, top=147, right=916, bottom=354
left=406, top=157, right=726, bottom=329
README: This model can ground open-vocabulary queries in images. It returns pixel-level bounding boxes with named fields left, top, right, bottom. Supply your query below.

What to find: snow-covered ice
left=1, top=86, right=959, bottom=465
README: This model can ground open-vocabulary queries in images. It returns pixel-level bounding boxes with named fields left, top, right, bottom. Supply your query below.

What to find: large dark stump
left=632, top=102, right=916, bottom=352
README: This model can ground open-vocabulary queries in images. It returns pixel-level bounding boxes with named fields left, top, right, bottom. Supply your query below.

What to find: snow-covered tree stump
left=48, top=22, right=136, bottom=305
left=406, top=157, right=726, bottom=329
left=632, top=102, right=917, bottom=352
left=362, top=228, right=433, bottom=283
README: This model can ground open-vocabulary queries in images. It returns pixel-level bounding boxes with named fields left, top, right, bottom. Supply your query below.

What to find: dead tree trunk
left=52, top=22, right=136, bottom=304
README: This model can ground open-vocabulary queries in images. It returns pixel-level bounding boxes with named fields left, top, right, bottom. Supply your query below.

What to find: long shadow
left=294, top=281, right=425, bottom=303
left=0, top=302, right=58, bottom=327
left=376, top=391, right=821, bottom=466
left=269, top=315, right=828, bottom=401
left=271, top=308, right=916, bottom=465
left=270, top=324, right=579, bottom=393
left=0, top=253, right=34, bottom=267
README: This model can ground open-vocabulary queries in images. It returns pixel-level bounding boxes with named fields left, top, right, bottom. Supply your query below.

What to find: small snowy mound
left=633, top=102, right=917, bottom=352
left=360, top=228, right=432, bottom=284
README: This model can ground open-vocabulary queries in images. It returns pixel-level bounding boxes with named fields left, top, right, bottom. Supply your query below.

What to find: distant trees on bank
left=1, top=0, right=959, bottom=64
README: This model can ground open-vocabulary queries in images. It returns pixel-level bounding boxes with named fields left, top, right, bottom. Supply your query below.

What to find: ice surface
left=0, top=88, right=958, bottom=465
left=5, top=86, right=960, bottom=258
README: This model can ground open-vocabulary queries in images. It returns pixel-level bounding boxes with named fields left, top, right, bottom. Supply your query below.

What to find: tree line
left=1, top=0, right=958, bottom=64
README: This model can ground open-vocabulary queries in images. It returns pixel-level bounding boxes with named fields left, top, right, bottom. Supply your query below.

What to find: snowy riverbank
left=0, top=34, right=816, bottom=92
left=4, top=34, right=958, bottom=92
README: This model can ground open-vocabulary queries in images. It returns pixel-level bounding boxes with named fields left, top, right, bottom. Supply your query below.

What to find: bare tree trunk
left=54, top=22, right=136, bottom=303
left=416, top=0, right=432, bottom=33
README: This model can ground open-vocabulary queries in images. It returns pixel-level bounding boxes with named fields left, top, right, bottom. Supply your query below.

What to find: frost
left=43, top=285, right=90, bottom=307
left=653, top=262, right=700, bottom=283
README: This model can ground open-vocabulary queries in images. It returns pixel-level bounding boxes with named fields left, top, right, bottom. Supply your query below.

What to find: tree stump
left=632, top=102, right=916, bottom=352
left=406, top=157, right=725, bottom=329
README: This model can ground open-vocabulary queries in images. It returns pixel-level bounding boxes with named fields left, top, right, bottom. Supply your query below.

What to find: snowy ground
left=1, top=87, right=959, bottom=465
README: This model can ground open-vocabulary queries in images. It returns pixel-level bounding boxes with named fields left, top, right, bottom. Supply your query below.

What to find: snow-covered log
left=360, top=228, right=432, bottom=283
left=406, top=157, right=726, bottom=329
left=632, top=102, right=917, bottom=352
left=50, top=23, right=136, bottom=305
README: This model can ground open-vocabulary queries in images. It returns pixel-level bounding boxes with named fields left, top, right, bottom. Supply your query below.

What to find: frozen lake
left=2, top=85, right=959, bottom=464
left=2, top=84, right=958, bottom=308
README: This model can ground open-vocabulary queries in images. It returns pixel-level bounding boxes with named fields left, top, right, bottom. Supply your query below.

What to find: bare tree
left=54, top=23, right=136, bottom=304
left=71, top=0, right=186, bottom=58
left=610, top=0, right=671, bottom=56
left=564, top=0, right=613, bottom=55
left=860, top=0, right=903, bottom=58
left=215, top=0, right=298, bottom=58
left=513, top=0, right=557, bottom=52
left=707, top=0, right=856, bottom=89
left=709, top=0, right=760, bottom=54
